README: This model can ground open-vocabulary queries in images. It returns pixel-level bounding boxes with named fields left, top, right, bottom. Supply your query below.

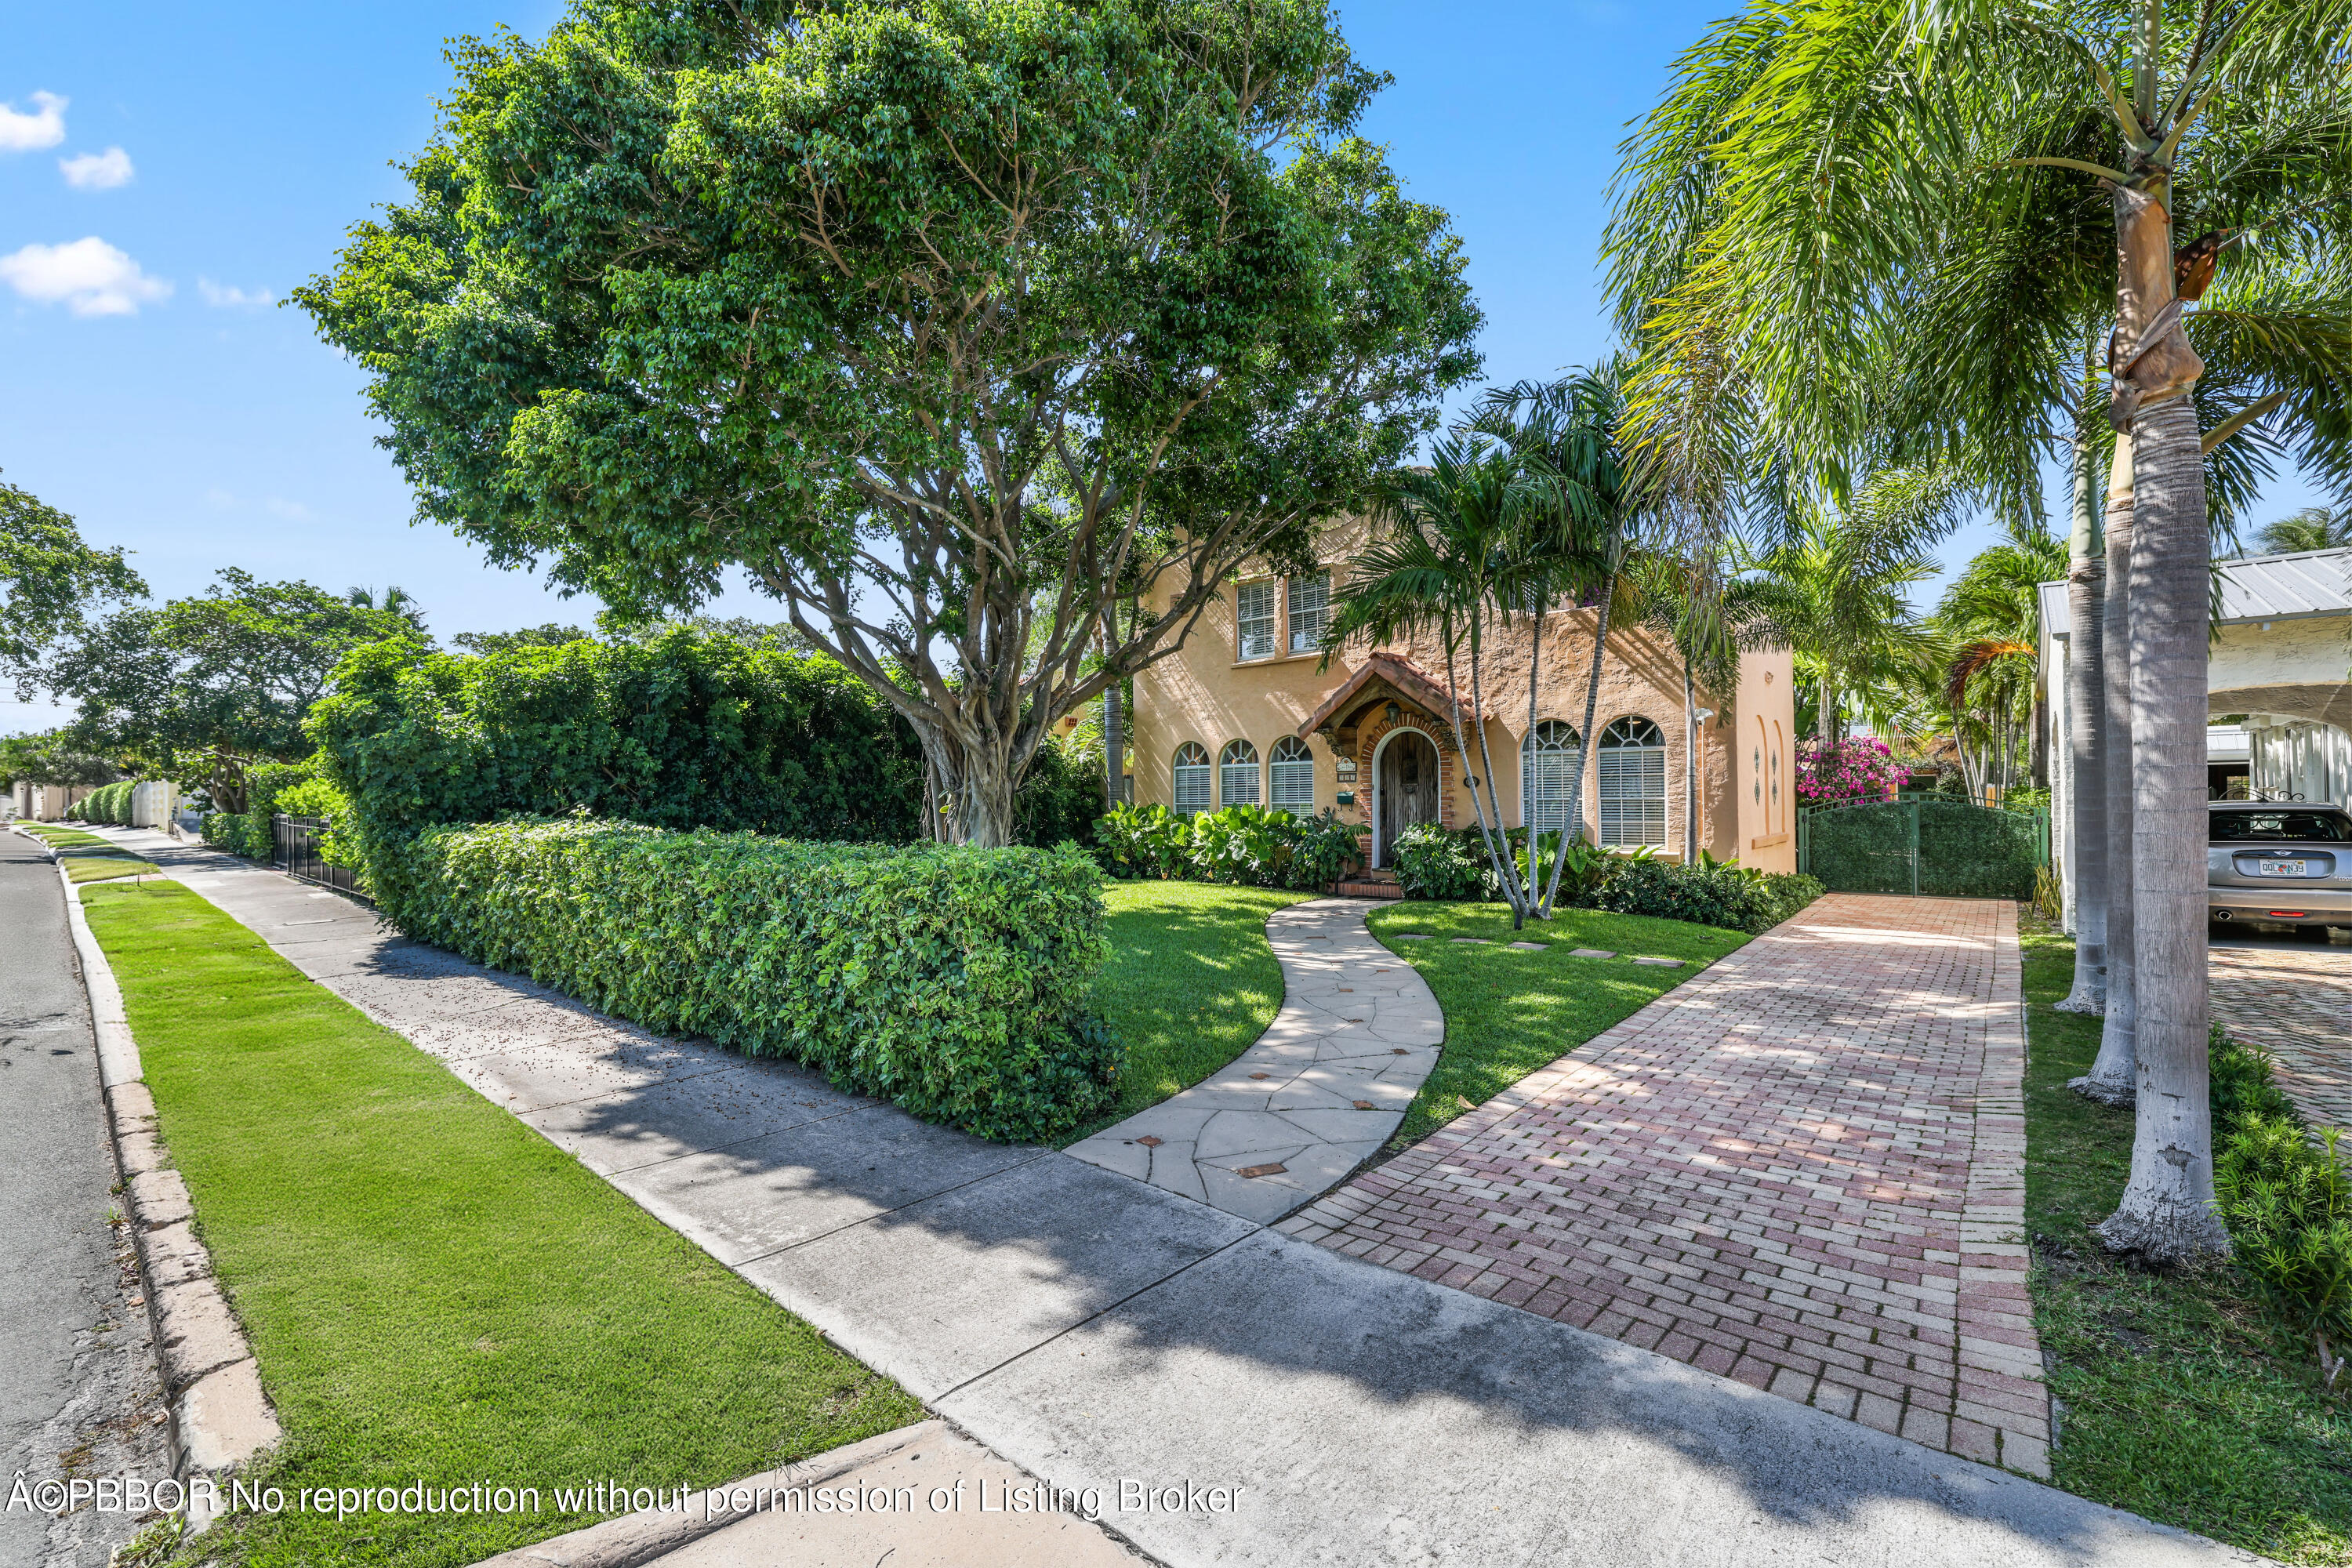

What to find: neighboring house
left=2040, top=544, right=2352, bottom=922
left=1128, top=521, right=1799, bottom=871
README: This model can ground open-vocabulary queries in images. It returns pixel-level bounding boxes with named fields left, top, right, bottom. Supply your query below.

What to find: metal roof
left=2042, top=544, right=2352, bottom=640
left=2214, top=546, right=2352, bottom=624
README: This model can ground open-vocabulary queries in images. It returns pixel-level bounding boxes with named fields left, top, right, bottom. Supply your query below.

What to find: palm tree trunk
left=1525, top=598, right=1548, bottom=908
left=1541, top=567, right=1618, bottom=916
left=2076, top=448, right=2138, bottom=1097
left=2099, top=395, right=2230, bottom=1260
left=1465, top=630, right=1530, bottom=927
left=2057, top=441, right=2109, bottom=1014
left=1445, top=627, right=1526, bottom=926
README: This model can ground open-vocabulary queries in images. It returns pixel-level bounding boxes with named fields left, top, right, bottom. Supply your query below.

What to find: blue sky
left=3, top=1, right=2327, bottom=733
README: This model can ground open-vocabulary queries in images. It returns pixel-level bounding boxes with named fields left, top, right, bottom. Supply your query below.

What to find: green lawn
left=1365, top=901, right=1751, bottom=1149
left=2019, top=918, right=2352, bottom=1563
left=81, top=882, right=920, bottom=1568
left=1068, top=880, right=1318, bottom=1144
left=64, top=848, right=158, bottom=883
left=16, top=822, right=111, bottom=848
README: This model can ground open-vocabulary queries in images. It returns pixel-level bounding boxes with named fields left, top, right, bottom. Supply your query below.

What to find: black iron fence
left=271, top=814, right=370, bottom=902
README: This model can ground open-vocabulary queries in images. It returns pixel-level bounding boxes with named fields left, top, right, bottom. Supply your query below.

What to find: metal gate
left=272, top=814, right=370, bottom=902
left=1797, top=796, right=2048, bottom=900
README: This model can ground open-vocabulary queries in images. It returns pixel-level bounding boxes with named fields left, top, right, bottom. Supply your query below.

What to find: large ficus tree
left=1607, top=0, right=2351, bottom=1263
left=2, top=472, right=144, bottom=687
left=297, top=0, right=1480, bottom=846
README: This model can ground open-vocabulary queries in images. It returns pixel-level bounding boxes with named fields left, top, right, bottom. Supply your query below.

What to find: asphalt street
left=0, top=829, right=167, bottom=1566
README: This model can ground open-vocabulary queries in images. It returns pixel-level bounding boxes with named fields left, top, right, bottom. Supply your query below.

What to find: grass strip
left=2019, top=918, right=2352, bottom=1563
left=17, top=823, right=111, bottom=848
left=1364, top=901, right=1749, bottom=1149
left=1066, top=880, right=1316, bottom=1144
left=64, top=850, right=158, bottom=884
left=80, top=882, right=921, bottom=1568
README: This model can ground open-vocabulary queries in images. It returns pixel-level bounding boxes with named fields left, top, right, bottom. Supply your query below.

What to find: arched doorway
left=1376, top=728, right=1441, bottom=866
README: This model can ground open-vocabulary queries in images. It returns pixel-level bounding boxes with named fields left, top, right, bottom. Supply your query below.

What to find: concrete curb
left=469, top=1421, right=940, bottom=1568
left=26, top=827, right=284, bottom=1530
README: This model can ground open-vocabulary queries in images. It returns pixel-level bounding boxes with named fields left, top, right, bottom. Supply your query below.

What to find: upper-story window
left=1287, top=572, right=1330, bottom=652
left=1269, top=735, right=1315, bottom=808
left=1236, top=580, right=1276, bottom=661
left=1173, top=742, right=1211, bottom=815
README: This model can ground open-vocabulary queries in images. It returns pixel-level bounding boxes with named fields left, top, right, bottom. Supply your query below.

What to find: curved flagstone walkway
left=1066, top=898, right=1443, bottom=1223
left=1280, top=893, right=2049, bottom=1477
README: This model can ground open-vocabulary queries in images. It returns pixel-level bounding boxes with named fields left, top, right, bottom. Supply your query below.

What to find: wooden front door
left=1377, top=730, right=1439, bottom=866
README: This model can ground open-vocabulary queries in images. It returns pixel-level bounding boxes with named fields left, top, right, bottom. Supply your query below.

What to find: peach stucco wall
left=1131, top=543, right=1798, bottom=872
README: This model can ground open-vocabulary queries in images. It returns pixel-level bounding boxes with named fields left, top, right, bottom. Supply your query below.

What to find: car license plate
left=2259, top=860, right=2307, bottom=876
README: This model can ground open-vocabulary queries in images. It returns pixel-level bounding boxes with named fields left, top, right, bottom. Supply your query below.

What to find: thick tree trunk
left=2075, top=449, right=2138, bottom=1098
left=2057, top=445, right=2108, bottom=1014
left=1102, top=605, right=1123, bottom=812
left=2098, top=395, right=2230, bottom=1261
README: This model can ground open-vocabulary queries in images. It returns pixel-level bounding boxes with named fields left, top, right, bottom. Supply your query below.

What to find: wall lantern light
left=1385, top=702, right=1400, bottom=725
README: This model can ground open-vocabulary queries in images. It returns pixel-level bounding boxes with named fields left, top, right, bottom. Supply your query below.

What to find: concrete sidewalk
left=96, top=827, right=2261, bottom=1568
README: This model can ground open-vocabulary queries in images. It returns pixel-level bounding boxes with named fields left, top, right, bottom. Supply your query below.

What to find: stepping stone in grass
left=1632, top=956, right=1685, bottom=967
left=1450, top=937, right=1488, bottom=944
left=1395, top=933, right=1433, bottom=940
left=1507, top=942, right=1547, bottom=951
left=1570, top=949, right=1615, bottom=959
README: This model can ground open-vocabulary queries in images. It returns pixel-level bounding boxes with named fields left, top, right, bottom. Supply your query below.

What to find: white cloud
left=60, top=146, right=133, bottom=190
left=263, top=497, right=311, bottom=521
left=0, top=237, right=172, bottom=317
left=198, top=278, right=274, bottom=309
left=0, top=91, right=67, bottom=153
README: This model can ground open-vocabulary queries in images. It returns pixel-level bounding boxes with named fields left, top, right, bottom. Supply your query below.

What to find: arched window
left=1598, top=717, right=1668, bottom=847
left=1520, top=721, right=1583, bottom=834
left=1173, top=742, right=1211, bottom=815
left=1269, top=735, right=1315, bottom=808
left=1220, top=740, right=1260, bottom=806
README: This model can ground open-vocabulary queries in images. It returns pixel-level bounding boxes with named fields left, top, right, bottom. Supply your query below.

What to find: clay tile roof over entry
left=1295, top=652, right=1478, bottom=738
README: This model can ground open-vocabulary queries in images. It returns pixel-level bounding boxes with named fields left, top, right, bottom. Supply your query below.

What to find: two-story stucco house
left=1129, top=522, right=1799, bottom=876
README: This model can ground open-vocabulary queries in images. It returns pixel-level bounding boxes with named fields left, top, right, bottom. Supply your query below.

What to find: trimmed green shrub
left=1593, top=856, right=1825, bottom=935
left=309, top=630, right=926, bottom=856
left=2212, top=1025, right=2352, bottom=1387
left=200, top=759, right=321, bottom=861
left=1094, top=802, right=1360, bottom=889
left=71, top=779, right=136, bottom=825
left=1802, top=803, right=1911, bottom=894
left=1392, top=821, right=1486, bottom=900
left=1916, top=799, right=2040, bottom=898
left=373, top=817, right=1117, bottom=1142
left=1015, top=736, right=1109, bottom=850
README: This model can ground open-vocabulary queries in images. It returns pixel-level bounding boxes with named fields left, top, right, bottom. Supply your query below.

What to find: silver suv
left=2209, top=802, right=2352, bottom=939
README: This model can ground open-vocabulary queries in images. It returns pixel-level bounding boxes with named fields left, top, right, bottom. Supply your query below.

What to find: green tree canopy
left=41, top=569, right=424, bottom=812
left=0, top=728, right=121, bottom=792
left=2, top=473, right=144, bottom=685
left=296, top=0, right=1481, bottom=844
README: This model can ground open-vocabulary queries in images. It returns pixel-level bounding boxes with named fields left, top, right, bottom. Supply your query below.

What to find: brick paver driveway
left=1279, top=893, right=2049, bottom=1476
left=2210, top=933, right=2352, bottom=1131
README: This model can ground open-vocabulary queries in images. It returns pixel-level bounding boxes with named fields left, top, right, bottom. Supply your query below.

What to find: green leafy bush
left=2212, top=1026, right=2352, bottom=1387
left=1593, top=856, right=1825, bottom=935
left=1094, top=802, right=1360, bottom=889
left=309, top=630, right=926, bottom=858
left=199, top=758, right=322, bottom=861
left=70, top=780, right=136, bottom=825
left=1802, top=799, right=2041, bottom=899
left=1014, top=736, right=1109, bottom=851
left=1392, top=821, right=1486, bottom=900
left=372, top=817, right=1117, bottom=1142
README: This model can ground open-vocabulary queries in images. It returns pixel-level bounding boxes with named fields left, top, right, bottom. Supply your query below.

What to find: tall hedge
left=374, top=818, right=1117, bottom=1142
left=308, top=630, right=926, bottom=849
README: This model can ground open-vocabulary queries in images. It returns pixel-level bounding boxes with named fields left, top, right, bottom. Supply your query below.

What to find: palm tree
left=1606, top=0, right=2352, bottom=1262
left=1938, top=516, right=2068, bottom=793
left=2247, top=505, right=2352, bottom=555
left=345, top=584, right=426, bottom=630
left=1471, top=365, right=1650, bottom=913
left=1737, top=466, right=1962, bottom=756
left=1322, top=434, right=1555, bottom=928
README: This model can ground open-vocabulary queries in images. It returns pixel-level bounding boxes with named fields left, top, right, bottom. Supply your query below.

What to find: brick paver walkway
left=2210, top=938, right=2352, bottom=1132
left=1279, top=893, right=2049, bottom=1476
